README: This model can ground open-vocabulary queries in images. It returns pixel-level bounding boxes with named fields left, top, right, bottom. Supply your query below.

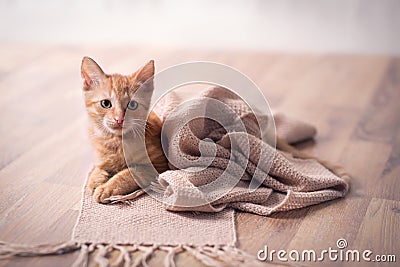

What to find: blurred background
left=1, top=0, right=399, bottom=55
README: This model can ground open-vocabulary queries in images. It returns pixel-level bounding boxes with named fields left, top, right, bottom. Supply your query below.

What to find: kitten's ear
left=81, top=57, right=106, bottom=89
left=133, top=60, right=155, bottom=84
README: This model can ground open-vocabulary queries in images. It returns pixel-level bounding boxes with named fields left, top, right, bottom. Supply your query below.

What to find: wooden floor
left=0, top=45, right=399, bottom=266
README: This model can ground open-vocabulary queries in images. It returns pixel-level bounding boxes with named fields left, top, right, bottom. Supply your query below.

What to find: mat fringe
left=0, top=241, right=294, bottom=266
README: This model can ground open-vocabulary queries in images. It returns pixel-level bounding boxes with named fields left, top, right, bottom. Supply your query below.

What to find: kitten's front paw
left=87, top=179, right=102, bottom=194
left=93, top=184, right=114, bottom=204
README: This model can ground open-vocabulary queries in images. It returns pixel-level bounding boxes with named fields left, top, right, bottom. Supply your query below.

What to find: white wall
left=1, top=0, right=399, bottom=55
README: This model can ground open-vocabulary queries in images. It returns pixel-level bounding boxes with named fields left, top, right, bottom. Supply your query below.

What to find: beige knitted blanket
left=145, top=86, right=349, bottom=215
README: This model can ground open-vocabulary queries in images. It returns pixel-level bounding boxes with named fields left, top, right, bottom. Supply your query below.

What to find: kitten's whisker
left=126, top=123, right=146, bottom=138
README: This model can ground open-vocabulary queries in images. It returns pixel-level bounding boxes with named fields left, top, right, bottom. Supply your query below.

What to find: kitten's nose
left=114, top=117, right=124, bottom=125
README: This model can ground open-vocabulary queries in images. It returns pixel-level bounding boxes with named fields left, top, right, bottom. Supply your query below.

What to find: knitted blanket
left=136, top=86, right=349, bottom=215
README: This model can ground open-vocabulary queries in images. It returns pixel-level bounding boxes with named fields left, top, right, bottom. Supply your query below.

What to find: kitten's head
left=81, top=57, right=154, bottom=136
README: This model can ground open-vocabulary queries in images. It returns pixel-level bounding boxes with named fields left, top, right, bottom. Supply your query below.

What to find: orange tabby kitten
left=81, top=57, right=168, bottom=203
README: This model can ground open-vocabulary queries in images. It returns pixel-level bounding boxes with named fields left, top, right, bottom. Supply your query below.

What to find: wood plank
left=285, top=197, right=370, bottom=266
left=2, top=252, right=79, bottom=267
left=352, top=59, right=400, bottom=186
left=0, top=49, right=87, bottom=168
left=237, top=208, right=311, bottom=254
left=0, top=119, right=89, bottom=214
left=296, top=104, right=360, bottom=163
left=258, top=53, right=323, bottom=107
left=276, top=56, right=389, bottom=165
left=279, top=55, right=388, bottom=112
left=338, top=140, right=393, bottom=199
left=353, top=59, right=400, bottom=144
left=347, top=198, right=400, bottom=267
left=0, top=183, right=80, bottom=243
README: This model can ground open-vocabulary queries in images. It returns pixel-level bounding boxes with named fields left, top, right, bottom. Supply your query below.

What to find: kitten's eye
left=100, top=99, right=112, bottom=109
left=128, top=100, right=138, bottom=110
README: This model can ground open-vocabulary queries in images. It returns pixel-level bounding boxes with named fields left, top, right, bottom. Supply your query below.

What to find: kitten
left=81, top=57, right=168, bottom=203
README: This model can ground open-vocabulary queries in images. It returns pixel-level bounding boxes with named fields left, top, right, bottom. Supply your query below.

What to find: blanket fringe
left=0, top=241, right=285, bottom=266
left=106, top=183, right=165, bottom=205
left=106, top=189, right=146, bottom=203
